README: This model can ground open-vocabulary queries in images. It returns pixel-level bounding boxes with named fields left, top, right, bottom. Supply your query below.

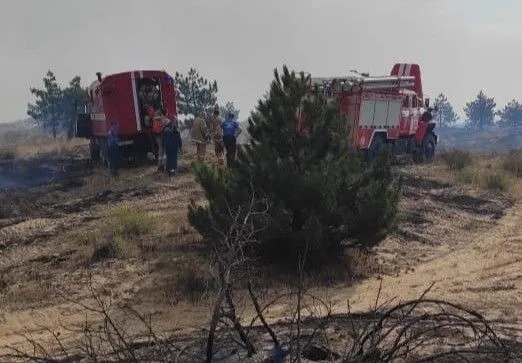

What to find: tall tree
left=27, top=71, right=87, bottom=138
left=496, top=99, right=522, bottom=132
left=27, top=71, right=63, bottom=138
left=62, top=76, right=88, bottom=138
left=433, top=93, right=457, bottom=128
left=175, top=68, right=218, bottom=129
left=464, top=91, right=496, bottom=131
left=219, top=101, right=240, bottom=119
left=188, top=66, right=400, bottom=268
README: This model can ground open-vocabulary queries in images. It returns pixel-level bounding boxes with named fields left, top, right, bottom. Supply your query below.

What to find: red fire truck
left=75, top=70, right=178, bottom=164
left=299, top=63, right=438, bottom=162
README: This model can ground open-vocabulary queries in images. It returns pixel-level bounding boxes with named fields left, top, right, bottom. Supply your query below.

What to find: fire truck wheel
left=422, top=133, right=436, bottom=162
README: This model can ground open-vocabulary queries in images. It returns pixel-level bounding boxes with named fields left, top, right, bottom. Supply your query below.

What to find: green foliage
left=455, top=168, right=475, bottom=184
left=189, top=66, right=401, bottom=268
left=62, top=76, right=89, bottom=138
left=220, top=101, right=240, bottom=119
left=502, top=150, right=522, bottom=177
left=464, top=91, right=496, bottom=131
left=175, top=68, right=218, bottom=129
left=87, top=207, right=154, bottom=263
left=486, top=172, right=508, bottom=191
left=442, top=150, right=473, bottom=171
left=27, top=71, right=88, bottom=138
left=496, top=100, right=522, bottom=131
left=433, top=93, right=458, bottom=128
left=108, top=207, right=155, bottom=237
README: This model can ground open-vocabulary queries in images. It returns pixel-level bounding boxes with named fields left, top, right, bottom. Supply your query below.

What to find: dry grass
left=0, top=121, right=88, bottom=159
left=418, top=152, right=522, bottom=198
left=70, top=207, right=157, bottom=264
left=11, top=137, right=89, bottom=159
left=441, top=149, right=473, bottom=170
left=502, top=149, right=522, bottom=177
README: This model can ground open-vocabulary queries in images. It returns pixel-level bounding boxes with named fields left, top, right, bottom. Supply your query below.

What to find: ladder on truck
left=308, top=73, right=415, bottom=96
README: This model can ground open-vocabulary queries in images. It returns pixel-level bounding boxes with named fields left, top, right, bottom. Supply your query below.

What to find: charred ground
left=0, top=143, right=520, bottom=360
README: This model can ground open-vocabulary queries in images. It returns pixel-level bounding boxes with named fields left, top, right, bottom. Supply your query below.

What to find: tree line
left=434, top=91, right=522, bottom=131
left=27, top=68, right=237, bottom=137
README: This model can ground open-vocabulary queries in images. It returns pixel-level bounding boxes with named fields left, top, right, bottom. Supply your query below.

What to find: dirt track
left=0, top=157, right=521, bottom=358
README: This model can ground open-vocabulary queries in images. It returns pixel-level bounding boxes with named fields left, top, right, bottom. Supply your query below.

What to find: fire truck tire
left=422, top=132, right=436, bottom=162
left=412, top=150, right=423, bottom=163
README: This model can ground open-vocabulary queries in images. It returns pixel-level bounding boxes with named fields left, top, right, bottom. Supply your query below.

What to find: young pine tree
left=189, top=66, right=400, bottom=268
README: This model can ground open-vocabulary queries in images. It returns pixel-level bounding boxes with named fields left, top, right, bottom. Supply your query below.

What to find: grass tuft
left=441, top=150, right=472, bottom=171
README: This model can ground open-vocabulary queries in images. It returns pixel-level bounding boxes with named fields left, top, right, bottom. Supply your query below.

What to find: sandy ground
left=0, top=154, right=521, bottom=358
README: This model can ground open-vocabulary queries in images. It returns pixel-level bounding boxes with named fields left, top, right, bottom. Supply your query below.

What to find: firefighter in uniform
left=191, top=113, right=210, bottom=163
left=210, top=105, right=225, bottom=165
left=221, top=112, right=242, bottom=167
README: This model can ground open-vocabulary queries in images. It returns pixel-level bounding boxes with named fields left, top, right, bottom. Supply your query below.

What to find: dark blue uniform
left=162, top=124, right=182, bottom=173
left=107, top=126, right=120, bottom=175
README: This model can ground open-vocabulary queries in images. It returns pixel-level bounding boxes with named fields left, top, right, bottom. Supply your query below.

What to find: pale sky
left=2, top=0, right=522, bottom=122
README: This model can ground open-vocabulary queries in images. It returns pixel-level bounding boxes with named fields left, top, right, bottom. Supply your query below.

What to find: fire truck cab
left=76, top=70, right=178, bottom=165
left=300, top=63, right=437, bottom=162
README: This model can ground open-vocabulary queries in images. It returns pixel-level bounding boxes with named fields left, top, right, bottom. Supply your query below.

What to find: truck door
left=76, top=113, right=92, bottom=138
left=409, top=96, right=420, bottom=134
left=400, top=95, right=411, bottom=134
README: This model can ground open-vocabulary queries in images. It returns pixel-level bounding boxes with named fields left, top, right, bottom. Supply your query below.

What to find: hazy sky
left=2, top=0, right=522, bottom=122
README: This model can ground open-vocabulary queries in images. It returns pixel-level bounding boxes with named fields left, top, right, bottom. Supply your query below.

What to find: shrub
left=108, top=207, right=154, bottom=237
left=188, top=66, right=400, bottom=269
left=174, top=263, right=211, bottom=302
left=456, top=168, right=475, bottom=184
left=87, top=208, right=154, bottom=263
left=442, top=150, right=472, bottom=171
left=502, top=150, right=522, bottom=177
left=486, top=173, right=508, bottom=191
left=91, top=235, right=126, bottom=263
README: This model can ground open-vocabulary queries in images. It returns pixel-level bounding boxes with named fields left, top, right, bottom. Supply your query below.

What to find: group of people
left=191, top=104, right=242, bottom=167
left=105, top=103, right=241, bottom=177
left=144, top=105, right=182, bottom=175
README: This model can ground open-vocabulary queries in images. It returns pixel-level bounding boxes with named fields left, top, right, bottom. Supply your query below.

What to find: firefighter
left=210, top=105, right=225, bottom=165
left=191, top=113, right=210, bottom=163
left=107, top=121, right=120, bottom=176
left=163, top=116, right=183, bottom=175
left=221, top=112, right=242, bottom=167
left=152, top=109, right=168, bottom=170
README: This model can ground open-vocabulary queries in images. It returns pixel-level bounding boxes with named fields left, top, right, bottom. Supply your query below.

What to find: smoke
left=437, top=125, right=522, bottom=154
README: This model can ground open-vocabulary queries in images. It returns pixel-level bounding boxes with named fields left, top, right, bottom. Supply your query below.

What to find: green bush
left=108, top=207, right=154, bottom=237
left=88, top=207, right=154, bottom=263
left=91, top=235, right=126, bottom=263
left=502, top=150, right=522, bottom=177
left=441, top=150, right=472, bottom=171
left=188, top=66, right=401, bottom=269
left=455, top=168, right=474, bottom=184
left=486, top=173, right=508, bottom=191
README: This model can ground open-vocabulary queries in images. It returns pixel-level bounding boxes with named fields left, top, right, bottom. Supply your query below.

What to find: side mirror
left=425, top=98, right=430, bottom=108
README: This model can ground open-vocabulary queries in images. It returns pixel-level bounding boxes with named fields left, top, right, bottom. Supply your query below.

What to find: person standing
left=107, top=122, right=120, bottom=176
left=191, top=113, right=210, bottom=163
left=210, top=105, right=225, bottom=165
left=221, top=112, right=242, bottom=167
left=152, top=109, right=168, bottom=171
left=163, top=117, right=182, bottom=175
